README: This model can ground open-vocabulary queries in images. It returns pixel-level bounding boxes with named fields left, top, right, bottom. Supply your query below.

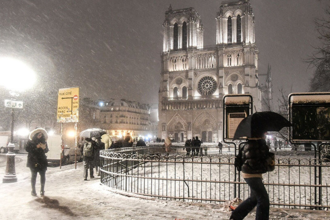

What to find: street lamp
left=0, top=57, right=36, bottom=183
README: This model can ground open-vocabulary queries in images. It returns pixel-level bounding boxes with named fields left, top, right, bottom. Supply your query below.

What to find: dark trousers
left=231, top=178, right=269, bottom=220
left=84, top=157, right=94, bottom=179
left=30, top=168, right=46, bottom=193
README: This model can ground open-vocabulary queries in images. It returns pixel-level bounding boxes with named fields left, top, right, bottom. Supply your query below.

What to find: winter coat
left=83, top=139, right=96, bottom=160
left=164, top=137, right=172, bottom=153
left=240, top=139, right=269, bottom=174
left=25, top=139, right=49, bottom=171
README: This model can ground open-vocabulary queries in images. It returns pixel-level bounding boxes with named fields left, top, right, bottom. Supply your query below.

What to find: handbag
left=266, top=152, right=275, bottom=172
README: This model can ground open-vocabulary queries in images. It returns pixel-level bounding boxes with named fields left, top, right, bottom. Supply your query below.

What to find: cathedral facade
left=158, top=0, right=262, bottom=143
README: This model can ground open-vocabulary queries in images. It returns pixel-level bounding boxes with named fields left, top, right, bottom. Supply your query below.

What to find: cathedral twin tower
left=158, top=0, right=261, bottom=142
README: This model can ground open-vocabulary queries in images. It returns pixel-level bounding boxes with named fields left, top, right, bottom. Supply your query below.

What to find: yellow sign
left=57, top=87, right=79, bottom=123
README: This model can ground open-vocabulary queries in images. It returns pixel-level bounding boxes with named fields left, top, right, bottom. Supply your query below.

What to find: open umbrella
left=233, top=111, right=291, bottom=139
left=80, top=128, right=106, bottom=138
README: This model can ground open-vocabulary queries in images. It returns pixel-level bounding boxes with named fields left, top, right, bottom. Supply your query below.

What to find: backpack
left=83, top=142, right=93, bottom=157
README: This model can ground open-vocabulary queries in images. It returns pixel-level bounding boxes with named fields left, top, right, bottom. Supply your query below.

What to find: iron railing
left=100, top=146, right=330, bottom=210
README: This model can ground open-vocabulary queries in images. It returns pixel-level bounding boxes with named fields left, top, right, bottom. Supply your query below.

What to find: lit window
left=228, top=16, right=232, bottom=43
left=227, top=55, right=232, bottom=66
left=237, top=15, right=241, bottom=43
left=228, top=84, right=233, bottom=94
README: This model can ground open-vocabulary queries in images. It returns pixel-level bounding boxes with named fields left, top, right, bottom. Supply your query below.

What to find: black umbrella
left=233, top=111, right=291, bottom=139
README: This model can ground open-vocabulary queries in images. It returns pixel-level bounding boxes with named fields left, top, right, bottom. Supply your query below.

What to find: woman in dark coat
left=25, top=128, right=49, bottom=196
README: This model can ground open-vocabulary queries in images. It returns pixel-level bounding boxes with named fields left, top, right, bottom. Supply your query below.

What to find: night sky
left=0, top=0, right=328, bottom=108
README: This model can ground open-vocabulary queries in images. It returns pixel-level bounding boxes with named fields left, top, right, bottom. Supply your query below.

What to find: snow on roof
left=224, top=95, right=251, bottom=105
left=290, top=93, right=330, bottom=104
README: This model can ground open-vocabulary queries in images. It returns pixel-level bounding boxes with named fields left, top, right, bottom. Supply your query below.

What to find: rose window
left=197, top=76, right=217, bottom=96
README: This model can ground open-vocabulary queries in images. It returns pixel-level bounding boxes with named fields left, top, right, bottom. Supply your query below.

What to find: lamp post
left=0, top=57, right=36, bottom=183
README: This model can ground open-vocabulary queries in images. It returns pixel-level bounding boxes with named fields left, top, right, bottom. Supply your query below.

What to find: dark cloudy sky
left=0, top=0, right=328, bottom=107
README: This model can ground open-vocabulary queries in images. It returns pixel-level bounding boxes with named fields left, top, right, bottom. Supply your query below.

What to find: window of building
left=237, top=83, right=242, bottom=94
left=237, top=15, right=241, bottom=43
left=227, top=55, right=232, bottom=66
left=173, top=87, right=178, bottom=98
left=237, top=54, right=240, bottom=65
left=182, top=22, right=187, bottom=49
left=174, top=23, right=178, bottom=50
left=228, top=84, right=233, bottom=94
left=182, top=86, right=187, bottom=99
left=228, top=16, right=232, bottom=43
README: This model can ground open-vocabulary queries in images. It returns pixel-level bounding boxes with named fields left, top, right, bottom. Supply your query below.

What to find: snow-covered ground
left=0, top=153, right=329, bottom=220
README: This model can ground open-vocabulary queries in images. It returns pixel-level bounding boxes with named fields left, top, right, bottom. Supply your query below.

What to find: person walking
left=194, top=136, right=201, bottom=156
left=185, top=139, right=192, bottom=156
left=191, top=137, right=196, bottom=156
left=83, top=138, right=96, bottom=180
left=94, top=137, right=104, bottom=176
left=164, top=137, right=172, bottom=156
left=274, top=138, right=278, bottom=152
left=218, top=141, right=223, bottom=154
left=230, top=135, right=270, bottom=220
left=25, top=128, right=49, bottom=197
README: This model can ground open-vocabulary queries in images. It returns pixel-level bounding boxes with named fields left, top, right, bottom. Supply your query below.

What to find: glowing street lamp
left=0, top=57, right=36, bottom=183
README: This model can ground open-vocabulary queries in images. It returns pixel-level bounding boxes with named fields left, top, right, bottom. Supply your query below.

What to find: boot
left=40, top=184, right=45, bottom=196
left=90, top=169, right=94, bottom=178
left=31, top=189, right=37, bottom=196
left=84, top=169, right=88, bottom=180
left=31, top=177, right=37, bottom=196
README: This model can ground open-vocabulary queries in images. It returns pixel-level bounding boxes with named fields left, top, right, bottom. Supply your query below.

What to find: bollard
left=2, top=143, right=17, bottom=183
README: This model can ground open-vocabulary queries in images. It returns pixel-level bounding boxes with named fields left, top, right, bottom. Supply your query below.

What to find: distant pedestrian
left=164, top=137, right=172, bottom=156
left=83, top=138, right=96, bottom=180
left=185, top=139, right=192, bottom=156
left=25, top=128, right=49, bottom=197
left=274, top=138, right=278, bottom=152
left=279, top=140, right=282, bottom=150
left=194, top=136, right=201, bottom=156
left=230, top=134, right=270, bottom=220
left=191, top=137, right=196, bottom=155
left=218, top=141, right=223, bottom=154
left=94, top=137, right=104, bottom=176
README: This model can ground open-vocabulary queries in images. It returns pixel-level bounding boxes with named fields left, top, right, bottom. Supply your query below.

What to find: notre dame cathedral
left=158, top=0, right=271, bottom=143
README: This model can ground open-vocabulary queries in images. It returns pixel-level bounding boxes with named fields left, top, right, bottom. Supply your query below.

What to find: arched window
left=237, top=83, right=242, bottom=94
left=237, top=15, right=241, bottom=43
left=227, top=55, right=232, bottom=66
left=182, top=22, right=187, bottom=50
left=228, top=84, right=233, bottom=94
left=227, top=16, right=232, bottom=43
left=174, top=23, right=178, bottom=50
left=173, top=87, right=178, bottom=98
left=182, top=86, right=187, bottom=99
left=237, top=54, right=240, bottom=65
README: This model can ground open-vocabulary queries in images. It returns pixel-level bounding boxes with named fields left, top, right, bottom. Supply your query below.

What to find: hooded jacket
left=25, top=128, right=49, bottom=170
left=240, top=139, right=269, bottom=174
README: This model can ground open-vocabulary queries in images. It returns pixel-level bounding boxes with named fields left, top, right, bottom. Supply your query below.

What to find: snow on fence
left=100, top=146, right=330, bottom=210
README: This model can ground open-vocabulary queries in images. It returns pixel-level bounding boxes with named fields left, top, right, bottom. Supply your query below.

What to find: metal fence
left=100, top=145, right=330, bottom=210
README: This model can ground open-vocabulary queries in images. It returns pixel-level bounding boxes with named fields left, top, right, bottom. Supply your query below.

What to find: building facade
left=97, top=99, right=155, bottom=140
left=158, top=0, right=262, bottom=143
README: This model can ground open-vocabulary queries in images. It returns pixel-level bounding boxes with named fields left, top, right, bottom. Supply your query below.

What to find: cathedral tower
left=158, top=0, right=262, bottom=142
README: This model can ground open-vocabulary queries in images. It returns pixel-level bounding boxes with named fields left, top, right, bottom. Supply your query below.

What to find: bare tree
left=307, top=7, right=330, bottom=91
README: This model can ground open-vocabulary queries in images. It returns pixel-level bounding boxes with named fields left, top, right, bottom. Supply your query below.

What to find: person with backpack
left=83, top=138, right=96, bottom=180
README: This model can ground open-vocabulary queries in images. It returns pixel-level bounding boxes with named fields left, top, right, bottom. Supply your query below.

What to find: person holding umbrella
left=230, top=111, right=291, bottom=220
